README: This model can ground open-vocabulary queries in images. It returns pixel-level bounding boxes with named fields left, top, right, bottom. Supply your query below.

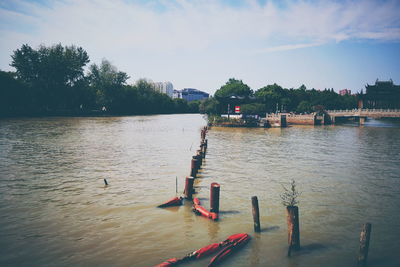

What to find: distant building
left=339, top=89, right=351, bottom=96
left=172, top=89, right=181, bottom=99
left=180, top=88, right=209, bottom=102
left=360, top=79, right=400, bottom=108
left=152, top=82, right=174, bottom=98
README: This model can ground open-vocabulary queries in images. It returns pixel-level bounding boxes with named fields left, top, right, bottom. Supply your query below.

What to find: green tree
left=240, top=103, right=265, bottom=115
left=255, top=83, right=285, bottom=112
left=214, top=78, right=252, bottom=99
left=296, top=100, right=312, bottom=113
left=0, top=70, right=29, bottom=116
left=188, top=100, right=200, bottom=113
left=10, top=43, right=90, bottom=110
left=199, top=97, right=219, bottom=114
left=87, top=59, right=129, bottom=111
left=173, top=98, right=189, bottom=113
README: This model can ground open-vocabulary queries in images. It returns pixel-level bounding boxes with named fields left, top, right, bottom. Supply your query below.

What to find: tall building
left=153, top=82, right=174, bottom=98
left=180, top=88, right=209, bottom=102
left=361, top=79, right=400, bottom=108
left=339, top=89, right=351, bottom=96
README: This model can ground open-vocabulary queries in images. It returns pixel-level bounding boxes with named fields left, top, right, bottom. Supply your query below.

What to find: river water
left=0, top=114, right=399, bottom=267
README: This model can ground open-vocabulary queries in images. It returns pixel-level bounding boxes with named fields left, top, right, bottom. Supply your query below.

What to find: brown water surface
left=0, top=114, right=399, bottom=266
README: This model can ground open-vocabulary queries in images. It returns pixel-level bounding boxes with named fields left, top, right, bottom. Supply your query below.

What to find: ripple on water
left=1, top=116, right=400, bottom=266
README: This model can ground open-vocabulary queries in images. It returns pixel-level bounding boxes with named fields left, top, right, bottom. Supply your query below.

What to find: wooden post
left=287, top=206, right=300, bottom=255
left=191, top=158, right=198, bottom=177
left=210, top=183, right=220, bottom=213
left=184, top=176, right=195, bottom=200
left=195, top=152, right=202, bottom=169
left=357, top=223, right=372, bottom=267
left=200, top=141, right=206, bottom=158
left=280, top=114, right=287, bottom=127
left=251, top=196, right=261, bottom=232
left=198, top=148, right=204, bottom=161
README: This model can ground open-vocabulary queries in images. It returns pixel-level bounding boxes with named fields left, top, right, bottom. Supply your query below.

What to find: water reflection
left=207, top=218, right=220, bottom=240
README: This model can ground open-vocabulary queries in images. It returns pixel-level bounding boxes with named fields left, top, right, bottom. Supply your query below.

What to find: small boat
left=155, top=233, right=250, bottom=267
left=157, top=196, right=183, bottom=208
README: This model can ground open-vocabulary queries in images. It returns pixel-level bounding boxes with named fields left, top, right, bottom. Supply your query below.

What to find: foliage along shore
left=0, top=43, right=199, bottom=118
left=1, top=43, right=359, bottom=118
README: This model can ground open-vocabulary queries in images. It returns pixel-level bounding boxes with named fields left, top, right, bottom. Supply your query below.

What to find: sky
left=0, top=0, right=400, bottom=95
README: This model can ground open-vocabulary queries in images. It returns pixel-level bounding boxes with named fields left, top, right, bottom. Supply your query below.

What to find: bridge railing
left=266, top=113, right=315, bottom=118
left=327, top=109, right=400, bottom=114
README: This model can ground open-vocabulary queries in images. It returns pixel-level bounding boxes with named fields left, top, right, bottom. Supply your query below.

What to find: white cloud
left=255, top=42, right=324, bottom=53
left=0, top=0, right=399, bottom=91
left=2, top=0, right=399, bottom=51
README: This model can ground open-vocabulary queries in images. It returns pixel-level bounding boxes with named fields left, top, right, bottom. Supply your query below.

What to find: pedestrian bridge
left=326, top=109, right=400, bottom=119
left=262, top=109, right=400, bottom=127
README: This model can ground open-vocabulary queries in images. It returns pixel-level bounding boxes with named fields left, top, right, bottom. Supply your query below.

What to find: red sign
left=235, top=106, right=240, bottom=113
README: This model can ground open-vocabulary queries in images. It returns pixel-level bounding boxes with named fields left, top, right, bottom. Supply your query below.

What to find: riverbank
left=0, top=110, right=200, bottom=119
left=207, top=115, right=259, bottom=127
left=208, top=109, right=400, bottom=128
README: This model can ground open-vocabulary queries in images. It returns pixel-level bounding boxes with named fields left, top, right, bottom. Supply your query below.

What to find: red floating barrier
left=193, top=197, right=201, bottom=206
left=208, top=233, right=251, bottom=266
left=157, top=196, right=183, bottom=208
left=154, top=258, right=178, bottom=267
left=155, top=233, right=250, bottom=267
left=192, top=198, right=218, bottom=220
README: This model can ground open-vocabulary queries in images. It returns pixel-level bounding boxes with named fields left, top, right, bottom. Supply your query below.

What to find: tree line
left=199, top=78, right=358, bottom=115
left=0, top=44, right=199, bottom=117
left=1, top=44, right=359, bottom=118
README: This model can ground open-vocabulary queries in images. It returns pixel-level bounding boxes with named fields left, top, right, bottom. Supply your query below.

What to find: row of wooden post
left=251, top=196, right=372, bottom=265
left=185, top=127, right=207, bottom=199
left=184, top=127, right=220, bottom=216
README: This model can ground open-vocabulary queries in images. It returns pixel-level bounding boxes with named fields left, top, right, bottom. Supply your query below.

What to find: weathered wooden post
left=287, top=206, right=300, bottom=255
left=280, top=114, right=287, bottom=127
left=198, top=148, right=204, bottom=161
left=251, top=196, right=261, bottom=232
left=210, top=183, right=220, bottom=213
left=184, top=176, right=195, bottom=200
left=195, top=151, right=202, bottom=169
left=191, top=158, right=198, bottom=177
left=357, top=223, right=372, bottom=267
left=201, top=126, right=207, bottom=140
left=200, top=141, right=206, bottom=158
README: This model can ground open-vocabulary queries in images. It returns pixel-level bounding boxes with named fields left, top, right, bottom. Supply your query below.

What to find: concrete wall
left=286, top=115, right=315, bottom=125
